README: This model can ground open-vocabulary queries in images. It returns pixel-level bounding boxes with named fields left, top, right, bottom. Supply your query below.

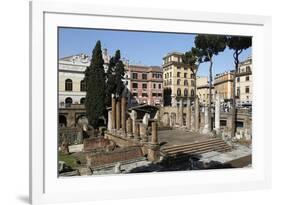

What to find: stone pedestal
left=111, top=95, right=116, bottom=130
left=147, top=144, right=160, bottom=162
left=116, top=100, right=121, bottom=130
left=121, top=96, right=126, bottom=133
left=186, top=98, right=191, bottom=130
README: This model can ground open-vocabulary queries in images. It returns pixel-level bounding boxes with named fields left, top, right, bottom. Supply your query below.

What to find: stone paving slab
left=157, top=129, right=211, bottom=148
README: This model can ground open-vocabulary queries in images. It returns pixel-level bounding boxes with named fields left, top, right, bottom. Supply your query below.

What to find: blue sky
left=59, top=27, right=251, bottom=76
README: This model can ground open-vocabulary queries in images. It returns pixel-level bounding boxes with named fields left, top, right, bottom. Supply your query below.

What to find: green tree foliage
left=84, top=40, right=106, bottom=129
left=194, top=34, right=227, bottom=131
left=114, top=50, right=125, bottom=97
left=163, top=88, right=172, bottom=106
left=105, top=57, right=117, bottom=107
left=227, top=36, right=252, bottom=137
left=105, top=50, right=126, bottom=108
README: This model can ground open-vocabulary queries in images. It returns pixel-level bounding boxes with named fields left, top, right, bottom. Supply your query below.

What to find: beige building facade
left=235, top=56, right=252, bottom=105
left=196, top=76, right=214, bottom=106
left=162, top=52, right=196, bottom=106
left=214, top=71, right=234, bottom=101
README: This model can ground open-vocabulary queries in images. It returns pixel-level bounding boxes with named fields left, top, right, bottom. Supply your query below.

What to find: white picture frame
left=30, top=0, right=272, bottom=204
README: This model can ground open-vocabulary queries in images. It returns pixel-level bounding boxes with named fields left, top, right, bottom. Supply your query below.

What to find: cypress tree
left=114, top=50, right=125, bottom=97
left=84, top=40, right=106, bottom=129
left=105, top=57, right=117, bottom=107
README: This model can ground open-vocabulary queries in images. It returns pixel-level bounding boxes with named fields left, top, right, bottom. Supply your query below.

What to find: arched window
left=65, top=97, right=73, bottom=107
left=177, top=79, right=181, bottom=85
left=184, top=80, right=188, bottom=86
left=80, top=80, right=86, bottom=91
left=59, top=115, right=67, bottom=127
left=65, top=79, right=73, bottom=91
left=184, top=88, right=188, bottom=97
left=191, top=89, right=195, bottom=97
left=80, top=97, right=85, bottom=104
left=177, top=88, right=181, bottom=96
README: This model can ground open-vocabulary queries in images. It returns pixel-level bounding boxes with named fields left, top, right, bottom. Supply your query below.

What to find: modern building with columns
left=162, top=52, right=196, bottom=107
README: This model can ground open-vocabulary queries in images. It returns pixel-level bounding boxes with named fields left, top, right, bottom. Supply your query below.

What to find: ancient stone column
left=179, top=98, right=183, bottom=127
left=134, top=122, right=141, bottom=140
left=116, top=100, right=121, bottom=130
left=195, top=97, right=200, bottom=132
left=107, top=110, right=112, bottom=132
left=202, top=106, right=210, bottom=134
left=139, top=123, right=148, bottom=142
left=131, top=110, right=137, bottom=138
left=121, top=96, right=126, bottom=133
left=186, top=98, right=191, bottom=130
left=111, top=94, right=116, bottom=130
left=151, top=122, right=158, bottom=144
left=126, top=117, right=133, bottom=138
left=215, top=95, right=221, bottom=131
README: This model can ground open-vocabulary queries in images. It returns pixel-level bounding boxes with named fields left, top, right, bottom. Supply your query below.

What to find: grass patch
left=59, top=152, right=78, bottom=168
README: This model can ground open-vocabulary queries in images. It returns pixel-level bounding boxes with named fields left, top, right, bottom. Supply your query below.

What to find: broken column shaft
left=151, top=122, right=158, bottom=144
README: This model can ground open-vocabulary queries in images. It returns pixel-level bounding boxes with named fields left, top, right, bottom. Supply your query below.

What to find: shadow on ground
left=129, top=152, right=235, bottom=173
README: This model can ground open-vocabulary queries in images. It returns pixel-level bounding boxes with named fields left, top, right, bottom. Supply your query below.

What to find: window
left=157, top=93, right=162, bottom=97
left=65, top=97, right=73, bottom=107
left=191, top=74, right=194, bottom=79
left=191, top=89, right=195, bottom=97
left=158, top=84, right=161, bottom=89
left=237, top=87, right=240, bottom=97
left=132, top=73, right=138, bottom=79
left=132, top=83, right=138, bottom=88
left=80, top=98, right=85, bottom=104
left=245, top=86, right=250, bottom=93
left=142, top=73, right=147, bottom=80
left=142, top=83, right=147, bottom=89
left=177, top=79, right=181, bottom=85
left=184, top=73, right=187, bottom=78
left=80, top=80, right=86, bottom=91
left=152, top=93, right=157, bottom=97
left=184, top=88, right=188, bottom=97
left=133, top=92, right=138, bottom=97
left=184, top=80, right=188, bottom=86
left=191, top=80, right=195, bottom=86
left=246, top=66, right=251, bottom=72
left=177, top=66, right=181, bottom=70
left=177, top=88, right=181, bottom=96
left=65, top=79, right=73, bottom=91
left=237, top=77, right=240, bottom=82
left=177, top=72, right=180, bottom=77
left=246, top=76, right=250, bottom=81
left=153, top=84, right=156, bottom=89
left=142, top=93, right=148, bottom=97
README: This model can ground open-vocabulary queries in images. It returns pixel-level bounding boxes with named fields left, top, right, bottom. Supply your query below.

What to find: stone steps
left=161, top=138, right=231, bottom=156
